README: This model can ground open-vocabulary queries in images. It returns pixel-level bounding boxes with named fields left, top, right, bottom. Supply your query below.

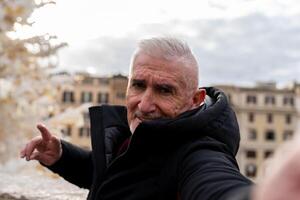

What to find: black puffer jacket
left=48, top=87, right=252, bottom=200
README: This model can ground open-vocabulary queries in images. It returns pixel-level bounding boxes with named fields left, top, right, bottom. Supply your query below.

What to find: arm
left=178, top=144, right=252, bottom=200
left=46, top=140, right=93, bottom=189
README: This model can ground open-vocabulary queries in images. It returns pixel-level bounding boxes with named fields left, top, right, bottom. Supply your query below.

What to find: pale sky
left=18, top=0, right=300, bottom=86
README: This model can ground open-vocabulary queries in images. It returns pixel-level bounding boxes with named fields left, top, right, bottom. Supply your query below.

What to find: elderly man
left=21, top=37, right=253, bottom=199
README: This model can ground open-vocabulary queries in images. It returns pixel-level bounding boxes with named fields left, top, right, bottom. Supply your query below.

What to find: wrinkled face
left=126, top=53, right=198, bottom=133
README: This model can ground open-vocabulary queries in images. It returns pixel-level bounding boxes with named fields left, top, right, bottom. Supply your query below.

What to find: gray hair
left=130, top=36, right=199, bottom=91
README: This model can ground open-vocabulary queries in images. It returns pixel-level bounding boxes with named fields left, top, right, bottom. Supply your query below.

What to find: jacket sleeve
left=178, top=143, right=253, bottom=200
left=46, top=140, right=94, bottom=189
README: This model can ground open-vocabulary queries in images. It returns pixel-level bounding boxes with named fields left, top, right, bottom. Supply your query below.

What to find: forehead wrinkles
left=131, top=66, right=187, bottom=88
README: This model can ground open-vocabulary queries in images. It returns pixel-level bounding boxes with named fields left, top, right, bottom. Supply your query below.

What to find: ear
left=192, top=88, right=206, bottom=108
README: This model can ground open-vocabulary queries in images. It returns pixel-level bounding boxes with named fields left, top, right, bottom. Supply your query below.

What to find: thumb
left=37, top=124, right=52, bottom=142
left=29, top=151, right=41, bottom=161
left=30, top=151, right=53, bottom=166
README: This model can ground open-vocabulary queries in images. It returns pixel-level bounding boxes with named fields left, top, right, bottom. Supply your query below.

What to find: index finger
left=37, top=124, right=52, bottom=141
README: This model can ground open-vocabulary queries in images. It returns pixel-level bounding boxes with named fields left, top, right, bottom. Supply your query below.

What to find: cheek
left=160, top=97, right=192, bottom=117
left=158, top=99, right=182, bottom=117
left=126, top=95, right=139, bottom=118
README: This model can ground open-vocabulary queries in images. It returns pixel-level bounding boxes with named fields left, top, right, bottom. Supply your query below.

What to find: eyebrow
left=155, top=83, right=175, bottom=90
left=131, top=79, right=145, bottom=84
left=131, top=78, right=178, bottom=93
left=155, top=83, right=177, bottom=93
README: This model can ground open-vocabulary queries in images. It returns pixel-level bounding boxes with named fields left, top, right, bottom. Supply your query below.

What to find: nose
left=138, top=89, right=156, bottom=114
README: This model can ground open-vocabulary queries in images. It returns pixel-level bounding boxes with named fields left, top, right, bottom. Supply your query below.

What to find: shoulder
left=175, top=137, right=252, bottom=200
left=177, top=136, right=235, bottom=159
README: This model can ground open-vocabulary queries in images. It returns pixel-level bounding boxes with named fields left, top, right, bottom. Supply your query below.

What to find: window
left=79, top=127, right=90, bottom=137
left=248, top=129, right=257, bottom=140
left=83, top=112, right=90, bottom=123
left=116, top=92, right=126, bottom=99
left=265, top=130, right=275, bottom=141
left=283, top=97, right=288, bottom=105
left=245, top=164, right=257, bottom=178
left=98, top=92, right=109, bottom=104
left=246, top=95, right=257, bottom=104
left=283, top=96, right=294, bottom=106
left=267, top=113, right=273, bottom=123
left=290, top=98, right=294, bottom=106
left=246, top=150, right=257, bottom=159
left=283, top=130, right=293, bottom=141
left=264, top=150, right=273, bottom=158
left=285, top=114, right=292, bottom=124
left=81, top=91, right=93, bottom=103
left=265, top=95, right=276, bottom=105
left=248, top=112, right=255, bottom=123
left=62, top=91, right=74, bottom=103
left=79, top=127, right=83, bottom=137
left=62, top=125, right=72, bottom=136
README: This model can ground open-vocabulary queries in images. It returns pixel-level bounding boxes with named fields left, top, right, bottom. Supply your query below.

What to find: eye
left=159, top=87, right=171, bottom=94
left=131, top=80, right=146, bottom=90
left=156, top=85, right=174, bottom=95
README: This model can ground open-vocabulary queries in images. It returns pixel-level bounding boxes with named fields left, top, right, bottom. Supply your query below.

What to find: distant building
left=56, top=73, right=128, bottom=149
left=216, top=82, right=300, bottom=180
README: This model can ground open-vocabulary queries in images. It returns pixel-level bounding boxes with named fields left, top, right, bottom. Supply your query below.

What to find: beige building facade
left=56, top=73, right=128, bottom=149
left=216, top=82, right=300, bottom=180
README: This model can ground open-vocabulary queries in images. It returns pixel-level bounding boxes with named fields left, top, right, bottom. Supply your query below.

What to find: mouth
left=136, top=116, right=149, bottom=122
left=136, top=115, right=162, bottom=122
left=133, top=112, right=163, bottom=123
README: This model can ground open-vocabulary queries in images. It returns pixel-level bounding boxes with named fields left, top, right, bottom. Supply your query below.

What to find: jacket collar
left=89, top=87, right=240, bottom=156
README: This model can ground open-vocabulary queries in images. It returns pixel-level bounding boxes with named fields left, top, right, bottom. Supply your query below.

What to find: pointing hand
left=20, top=124, right=62, bottom=166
